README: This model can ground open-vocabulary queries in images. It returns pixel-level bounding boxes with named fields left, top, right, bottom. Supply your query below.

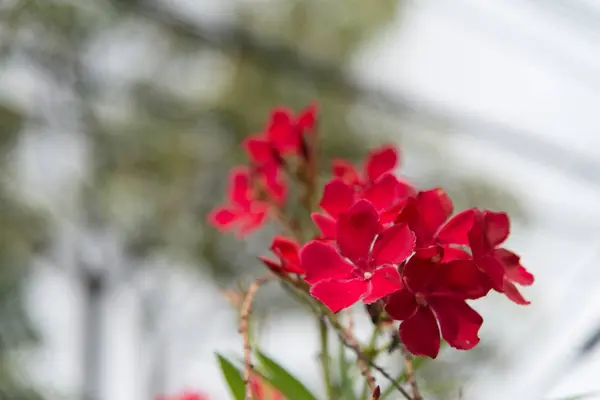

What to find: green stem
left=360, top=326, right=381, bottom=399
left=319, top=317, right=334, bottom=400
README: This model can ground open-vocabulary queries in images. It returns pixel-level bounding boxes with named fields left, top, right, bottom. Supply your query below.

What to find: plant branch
left=400, top=344, right=422, bottom=400
left=319, top=317, right=334, bottom=400
left=239, top=275, right=272, bottom=400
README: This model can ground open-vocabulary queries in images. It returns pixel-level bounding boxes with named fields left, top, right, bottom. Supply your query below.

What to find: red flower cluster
left=299, top=147, right=534, bottom=358
left=208, top=104, right=317, bottom=236
left=208, top=104, right=534, bottom=359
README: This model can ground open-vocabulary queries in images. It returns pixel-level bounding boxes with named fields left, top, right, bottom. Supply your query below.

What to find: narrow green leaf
left=256, top=350, right=318, bottom=400
left=216, top=354, right=245, bottom=400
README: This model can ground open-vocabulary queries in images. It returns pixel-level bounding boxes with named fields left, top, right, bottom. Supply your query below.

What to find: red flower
left=332, top=145, right=399, bottom=187
left=250, top=375, right=285, bottom=400
left=394, top=188, right=476, bottom=261
left=464, top=209, right=534, bottom=305
left=244, top=103, right=317, bottom=163
left=258, top=236, right=304, bottom=275
left=207, top=167, right=269, bottom=236
left=301, top=199, right=415, bottom=313
left=385, top=250, right=484, bottom=358
left=156, top=391, right=210, bottom=400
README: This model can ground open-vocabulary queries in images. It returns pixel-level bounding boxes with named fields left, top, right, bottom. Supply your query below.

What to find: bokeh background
left=2, top=0, right=600, bottom=399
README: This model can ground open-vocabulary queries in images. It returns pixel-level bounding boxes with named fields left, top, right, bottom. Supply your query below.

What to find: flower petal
left=371, top=223, right=415, bottom=266
left=494, top=248, right=534, bottom=286
left=433, top=260, right=489, bottom=299
left=229, top=167, right=251, bottom=208
left=385, top=288, right=418, bottom=320
left=400, top=307, right=441, bottom=358
left=417, top=188, right=453, bottom=241
left=363, top=266, right=403, bottom=303
left=366, top=145, right=398, bottom=183
left=271, top=236, right=303, bottom=274
left=310, top=278, right=369, bottom=313
left=429, top=297, right=482, bottom=350
left=207, top=206, right=239, bottom=230
left=503, top=280, right=531, bottom=305
left=238, top=206, right=268, bottom=236
left=363, top=173, right=401, bottom=211
left=311, top=212, right=337, bottom=239
left=258, top=256, right=283, bottom=274
left=477, top=254, right=505, bottom=292
left=484, top=211, right=510, bottom=247
left=243, top=135, right=273, bottom=164
left=297, top=103, right=317, bottom=131
left=402, top=254, right=441, bottom=293
left=319, top=179, right=356, bottom=217
left=300, top=241, right=354, bottom=284
left=266, top=107, right=297, bottom=152
left=331, top=159, right=360, bottom=185
left=336, top=199, right=380, bottom=263
left=437, top=209, right=475, bottom=246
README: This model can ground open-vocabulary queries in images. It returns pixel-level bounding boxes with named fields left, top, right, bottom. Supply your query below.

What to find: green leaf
left=216, top=354, right=245, bottom=400
left=256, top=350, right=318, bottom=400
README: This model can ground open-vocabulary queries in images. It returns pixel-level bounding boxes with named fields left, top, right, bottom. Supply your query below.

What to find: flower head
left=385, top=249, right=484, bottom=358
left=207, top=167, right=269, bottom=236
left=258, top=236, right=304, bottom=276
left=301, top=199, right=415, bottom=313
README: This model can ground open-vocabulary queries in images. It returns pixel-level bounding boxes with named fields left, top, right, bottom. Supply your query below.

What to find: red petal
left=483, top=211, right=510, bottom=247
left=437, top=209, right=475, bottom=246
left=416, top=188, right=453, bottom=241
left=331, top=159, right=360, bottom=185
left=243, top=135, right=273, bottom=163
left=319, top=179, right=355, bottom=217
left=238, top=206, right=268, bottom=236
left=363, top=173, right=401, bottom=211
left=385, top=288, right=418, bottom=320
left=429, top=297, right=482, bottom=350
left=477, top=254, right=505, bottom=292
left=402, top=255, right=440, bottom=293
left=503, top=280, right=531, bottom=305
left=271, top=236, right=303, bottom=274
left=494, top=248, right=534, bottom=286
left=441, top=246, right=471, bottom=262
left=259, top=163, right=286, bottom=204
left=310, top=278, right=369, bottom=313
left=433, top=260, right=489, bottom=299
left=207, top=206, right=239, bottom=230
left=266, top=108, right=297, bottom=152
left=258, top=256, right=283, bottom=274
left=365, top=145, right=398, bottom=183
left=363, top=266, right=403, bottom=303
left=300, top=241, right=354, bottom=284
left=311, top=212, right=337, bottom=239
left=336, top=200, right=380, bottom=263
left=400, top=307, right=441, bottom=358
left=297, top=103, right=317, bottom=131
left=371, top=223, right=415, bottom=266
left=229, top=167, right=251, bottom=208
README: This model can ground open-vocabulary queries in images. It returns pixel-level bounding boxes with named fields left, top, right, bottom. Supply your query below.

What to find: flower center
left=363, top=271, right=373, bottom=280
left=415, top=292, right=428, bottom=307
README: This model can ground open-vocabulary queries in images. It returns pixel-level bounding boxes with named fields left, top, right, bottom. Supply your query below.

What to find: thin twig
left=239, top=275, right=272, bottom=400
left=323, top=312, right=411, bottom=400
left=400, top=344, right=422, bottom=400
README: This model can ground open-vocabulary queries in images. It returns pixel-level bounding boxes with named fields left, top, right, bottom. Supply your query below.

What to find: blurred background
left=2, top=0, right=600, bottom=399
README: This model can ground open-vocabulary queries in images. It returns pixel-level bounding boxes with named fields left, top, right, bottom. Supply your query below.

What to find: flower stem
left=360, top=326, right=381, bottom=399
left=319, top=317, right=334, bottom=400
